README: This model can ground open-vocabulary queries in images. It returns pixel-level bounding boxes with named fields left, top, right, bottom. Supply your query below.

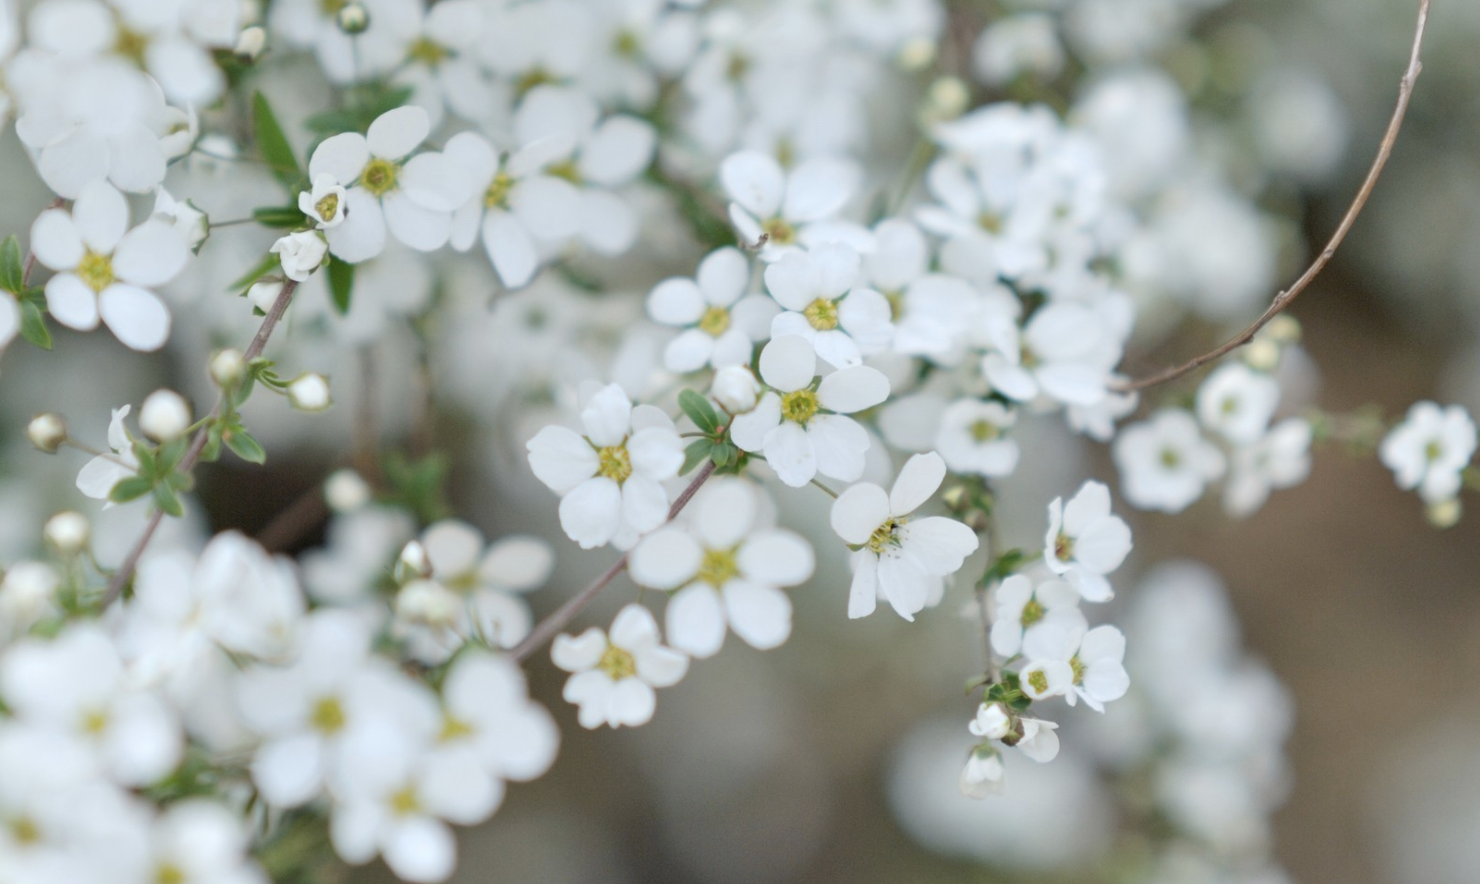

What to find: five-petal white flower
left=551, top=604, right=689, bottom=729
left=1043, top=480, right=1132, bottom=603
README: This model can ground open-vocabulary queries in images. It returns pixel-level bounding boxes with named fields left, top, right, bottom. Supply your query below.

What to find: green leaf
left=680, top=439, right=712, bottom=476
left=327, top=258, right=354, bottom=315
left=200, top=425, right=223, bottom=463
left=155, top=437, right=189, bottom=472
left=252, top=92, right=303, bottom=189
left=224, top=429, right=267, bottom=465
left=677, top=389, right=720, bottom=436
left=0, top=235, right=24, bottom=293
left=227, top=252, right=281, bottom=293
left=131, top=441, right=158, bottom=477
left=381, top=451, right=451, bottom=524
left=252, top=205, right=308, bottom=229
left=18, top=301, right=51, bottom=350
left=153, top=483, right=185, bottom=518
left=710, top=442, right=731, bottom=467
left=108, top=475, right=154, bottom=504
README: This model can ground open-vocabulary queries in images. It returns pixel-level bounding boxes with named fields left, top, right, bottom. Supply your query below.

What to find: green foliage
left=0, top=234, right=24, bottom=293
left=678, top=389, right=721, bottom=436
left=382, top=450, right=451, bottom=524
left=304, top=83, right=414, bottom=137
left=227, top=252, right=283, bottom=294
left=252, top=205, right=309, bottom=229
left=108, top=440, right=194, bottom=517
left=19, top=301, right=51, bottom=349
left=327, top=257, right=354, bottom=315
left=252, top=92, right=304, bottom=190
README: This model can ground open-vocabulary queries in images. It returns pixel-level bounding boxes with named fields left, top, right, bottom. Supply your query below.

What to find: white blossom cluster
left=0, top=0, right=1467, bottom=880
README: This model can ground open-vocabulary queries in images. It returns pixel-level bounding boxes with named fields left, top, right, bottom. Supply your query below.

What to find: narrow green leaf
left=200, top=425, right=223, bottom=463
left=251, top=92, right=303, bottom=189
left=225, top=429, right=267, bottom=465
left=227, top=252, right=281, bottom=292
left=252, top=205, right=308, bottom=228
left=19, top=301, right=51, bottom=350
left=131, top=441, right=158, bottom=476
left=327, top=258, right=354, bottom=315
left=108, top=475, right=154, bottom=504
left=680, top=439, right=713, bottom=476
left=0, top=235, right=24, bottom=293
left=710, top=442, right=731, bottom=467
left=153, top=484, right=185, bottom=518
left=677, top=389, right=720, bottom=435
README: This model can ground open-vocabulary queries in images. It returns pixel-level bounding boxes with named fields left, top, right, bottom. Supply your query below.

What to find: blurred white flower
left=552, top=604, right=689, bottom=729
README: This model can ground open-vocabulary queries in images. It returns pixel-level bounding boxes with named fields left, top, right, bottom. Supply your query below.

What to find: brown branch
left=255, top=482, right=330, bottom=552
left=1117, top=0, right=1430, bottom=393
left=99, top=279, right=300, bottom=607
left=510, top=459, right=717, bottom=663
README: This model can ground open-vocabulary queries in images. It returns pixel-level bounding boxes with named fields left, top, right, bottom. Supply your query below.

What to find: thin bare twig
left=100, top=279, right=300, bottom=607
left=510, top=460, right=718, bottom=663
left=1118, top=0, right=1430, bottom=393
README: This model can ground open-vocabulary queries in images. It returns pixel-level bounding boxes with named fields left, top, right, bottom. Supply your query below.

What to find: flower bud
left=337, top=2, right=370, bottom=34
left=398, top=540, right=431, bottom=578
left=897, top=35, right=936, bottom=71
left=325, top=469, right=372, bottom=513
left=27, top=413, right=67, bottom=454
left=43, top=511, right=90, bottom=555
left=395, top=580, right=460, bottom=627
left=246, top=280, right=282, bottom=313
left=712, top=365, right=759, bottom=414
left=269, top=231, right=328, bottom=283
left=1242, top=338, right=1281, bottom=373
left=924, top=76, right=970, bottom=122
left=210, top=348, right=247, bottom=388
left=959, top=745, right=1005, bottom=799
left=0, top=561, right=60, bottom=627
left=235, top=26, right=266, bottom=60
left=287, top=373, right=331, bottom=412
left=1427, top=497, right=1462, bottom=529
left=139, top=389, right=192, bottom=441
left=1265, top=314, right=1302, bottom=345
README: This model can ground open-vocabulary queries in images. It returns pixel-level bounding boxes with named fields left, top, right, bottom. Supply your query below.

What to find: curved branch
left=1118, top=0, right=1430, bottom=393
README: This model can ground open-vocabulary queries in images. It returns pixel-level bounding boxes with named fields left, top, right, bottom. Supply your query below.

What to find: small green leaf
left=252, top=205, right=309, bottom=228
left=153, top=483, right=185, bottom=518
left=200, top=425, right=223, bottom=463
left=680, top=439, right=713, bottom=476
left=327, top=258, right=354, bottom=315
left=677, top=389, right=721, bottom=435
left=0, top=235, right=24, bottom=293
left=225, top=429, right=267, bottom=465
left=978, top=548, right=1027, bottom=589
left=155, top=437, right=189, bottom=472
left=710, top=442, right=731, bottom=467
left=109, top=475, right=154, bottom=504
left=131, top=441, right=158, bottom=477
left=18, top=301, right=51, bottom=350
left=227, top=252, right=282, bottom=293
left=252, top=92, right=303, bottom=189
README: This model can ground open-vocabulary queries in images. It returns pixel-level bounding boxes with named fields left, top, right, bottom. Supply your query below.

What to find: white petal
left=877, top=553, right=927, bottom=621
left=664, top=329, right=714, bottom=373
left=1074, top=517, right=1132, bottom=574
left=737, top=530, right=815, bottom=586
left=384, top=192, right=452, bottom=252
left=38, top=133, right=110, bottom=199
left=693, top=481, right=756, bottom=549
left=580, top=191, right=637, bottom=255
left=890, top=452, right=947, bottom=516
left=610, top=603, right=661, bottom=650
left=483, top=211, right=539, bottom=287
left=729, top=393, right=781, bottom=452
left=45, top=274, right=100, bottom=331
left=73, top=179, right=129, bottom=253
left=697, top=247, right=749, bottom=306
left=830, top=483, right=890, bottom=545
left=782, top=157, right=858, bottom=223
left=581, top=384, right=632, bottom=447
left=762, top=251, right=819, bottom=311
left=608, top=678, right=657, bottom=727
left=629, top=529, right=703, bottom=590
left=309, top=133, right=369, bottom=183
left=382, top=817, right=455, bottom=884
left=1063, top=481, right=1112, bottom=535
left=807, top=414, right=870, bottom=483
left=511, top=175, right=583, bottom=241
left=421, top=520, right=483, bottom=578
left=764, top=421, right=816, bottom=487
left=579, top=116, right=656, bottom=186
left=31, top=208, right=83, bottom=271
left=105, top=125, right=166, bottom=193
left=847, top=553, right=878, bottom=618
left=367, top=106, right=430, bottom=159
left=720, top=151, right=784, bottom=219
left=817, top=366, right=890, bottom=414
left=399, top=153, right=473, bottom=213
left=525, top=425, right=598, bottom=494
left=647, top=278, right=705, bottom=325
left=113, top=220, right=189, bottom=286
left=0, top=298, right=17, bottom=348
left=551, top=627, right=606, bottom=672
left=250, top=733, right=323, bottom=807
left=99, top=284, right=171, bottom=351
left=621, top=474, right=670, bottom=535
left=636, top=645, right=688, bottom=687
left=723, top=580, right=792, bottom=650
left=559, top=478, right=621, bottom=549
left=900, top=517, right=979, bottom=576
left=1079, top=625, right=1125, bottom=664
left=811, top=328, right=862, bottom=370
left=758, top=335, right=816, bottom=392
left=809, top=242, right=861, bottom=297
left=665, top=584, right=725, bottom=658
left=325, top=191, right=386, bottom=263
left=628, top=428, right=683, bottom=480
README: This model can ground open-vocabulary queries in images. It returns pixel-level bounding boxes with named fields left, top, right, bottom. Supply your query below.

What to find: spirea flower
left=937, top=399, right=1021, bottom=477
left=76, top=404, right=138, bottom=506
left=1379, top=401, right=1478, bottom=505
left=526, top=384, right=684, bottom=549
left=1113, top=409, right=1227, bottom=513
left=990, top=574, right=1084, bottom=658
left=647, top=246, right=776, bottom=373
left=830, top=452, right=980, bottom=621
left=1195, top=362, right=1281, bottom=445
left=1043, top=480, right=1132, bottom=603
left=552, top=604, right=689, bottom=729
left=721, top=150, right=860, bottom=260
left=764, top=242, right=893, bottom=369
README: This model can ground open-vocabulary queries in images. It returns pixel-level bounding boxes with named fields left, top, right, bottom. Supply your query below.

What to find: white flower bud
left=139, top=389, right=192, bottom=441
left=897, top=35, right=936, bottom=71
left=712, top=365, right=759, bottom=414
left=27, top=413, right=67, bottom=454
left=337, top=2, right=370, bottom=34
left=247, top=280, right=283, bottom=313
left=235, top=26, right=266, bottom=59
left=287, top=373, right=331, bottom=412
left=270, top=231, right=329, bottom=282
left=43, top=511, right=90, bottom=555
left=1242, top=338, right=1281, bottom=373
left=153, top=189, right=208, bottom=250
left=926, top=77, right=970, bottom=121
left=0, top=561, right=60, bottom=628
left=210, top=349, right=247, bottom=388
left=396, top=580, right=460, bottom=626
left=959, top=746, right=1005, bottom=799
left=1427, top=497, right=1462, bottom=529
left=325, top=469, right=372, bottom=513
left=968, top=703, right=1012, bottom=740
left=398, top=540, right=431, bottom=577
left=298, top=174, right=349, bottom=230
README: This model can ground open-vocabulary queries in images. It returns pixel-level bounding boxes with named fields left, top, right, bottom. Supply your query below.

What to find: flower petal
left=113, top=219, right=189, bottom=287
left=720, top=151, right=784, bottom=219
left=758, top=335, right=816, bottom=392
left=890, top=452, right=947, bottom=516
left=99, top=283, right=171, bottom=351
left=552, top=627, right=606, bottom=672
left=900, top=516, right=979, bottom=576
left=723, top=580, right=792, bottom=650
left=830, top=482, right=889, bottom=545
left=559, top=477, right=621, bottom=549
left=817, top=366, right=890, bottom=414
left=325, top=190, right=386, bottom=263
left=367, top=106, right=430, bottom=160
left=737, top=530, right=814, bottom=586
left=782, top=157, right=857, bottom=223
left=526, top=425, right=598, bottom=494
left=847, top=552, right=878, bottom=619
left=630, top=528, right=703, bottom=590
left=73, top=179, right=129, bottom=253
left=665, top=584, right=725, bottom=658
left=31, top=208, right=83, bottom=271
left=45, top=273, right=99, bottom=331
left=764, top=421, right=816, bottom=487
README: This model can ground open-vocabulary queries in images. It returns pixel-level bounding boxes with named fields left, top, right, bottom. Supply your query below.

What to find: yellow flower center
left=360, top=158, right=399, bottom=197
left=763, top=217, right=796, bottom=246
left=698, top=306, right=730, bottom=337
left=547, top=160, right=581, bottom=184
left=613, top=30, right=640, bottom=57
left=77, top=250, right=115, bottom=294
left=390, top=786, right=420, bottom=817
left=311, top=696, right=346, bottom=734
left=155, top=863, right=186, bottom=884
left=115, top=27, right=148, bottom=66
left=726, top=53, right=750, bottom=82
left=1159, top=448, right=1181, bottom=469
left=866, top=517, right=905, bottom=554
left=780, top=389, right=819, bottom=425
left=802, top=298, right=838, bottom=331
left=439, top=714, right=474, bottom=741
left=883, top=289, right=904, bottom=322
left=1026, top=669, right=1049, bottom=694
left=1053, top=532, right=1073, bottom=562
left=1020, top=597, right=1045, bottom=628
left=698, top=547, right=740, bottom=589
left=597, top=445, right=633, bottom=483
left=977, top=211, right=1002, bottom=234
left=1070, top=655, right=1085, bottom=685
left=321, top=0, right=347, bottom=14
left=969, top=418, right=1001, bottom=443
left=408, top=37, right=449, bottom=66
left=515, top=67, right=558, bottom=98
left=8, top=815, right=39, bottom=845
left=485, top=172, right=514, bottom=209
left=1425, top=440, right=1443, bottom=462
left=81, top=708, right=109, bottom=735
left=315, top=192, right=340, bottom=222
left=598, top=644, right=637, bottom=680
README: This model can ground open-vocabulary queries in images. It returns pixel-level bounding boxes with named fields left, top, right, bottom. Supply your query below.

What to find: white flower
left=309, top=106, right=468, bottom=263
left=271, top=230, right=329, bottom=282
left=630, top=480, right=814, bottom=658
left=968, top=702, right=1012, bottom=740
left=1113, top=409, right=1227, bottom=513
left=551, top=604, right=689, bottom=729
left=937, top=399, right=1020, bottom=477
left=1195, top=363, right=1281, bottom=445
left=728, top=336, right=888, bottom=487
left=133, top=799, right=268, bottom=884
left=1224, top=418, right=1313, bottom=517
left=711, top=365, right=760, bottom=414
left=1020, top=621, right=1129, bottom=712
left=1379, top=401, right=1478, bottom=504
left=138, top=389, right=191, bottom=441
left=1043, top=480, right=1132, bottom=603
left=76, top=404, right=138, bottom=506
left=990, top=574, right=1084, bottom=657
left=300, top=173, right=350, bottom=229
left=0, top=562, right=60, bottom=644
left=153, top=188, right=208, bottom=250
left=959, top=745, right=1005, bottom=798
left=721, top=150, right=861, bottom=260
left=1013, top=716, right=1061, bottom=762
left=981, top=301, right=1121, bottom=408
left=764, top=243, right=893, bottom=369
left=437, top=650, right=559, bottom=785
left=831, top=452, right=980, bottom=621
left=288, top=373, right=331, bottom=411
left=31, top=179, right=187, bottom=351
left=647, top=246, right=777, bottom=372
left=526, top=384, right=684, bottom=549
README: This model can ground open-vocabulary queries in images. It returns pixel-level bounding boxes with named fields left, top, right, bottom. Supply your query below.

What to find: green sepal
left=0, top=235, right=24, bottom=293
left=678, top=389, right=721, bottom=436
left=227, top=253, right=282, bottom=293
left=152, top=483, right=185, bottom=518
left=224, top=428, right=267, bottom=465
left=19, top=301, right=51, bottom=350
left=108, top=475, right=154, bottom=504
left=251, top=91, right=303, bottom=190
left=155, top=437, right=189, bottom=473
left=327, top=258, right=354, bottom=315
left=680, top=439, right=713, bottom=476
